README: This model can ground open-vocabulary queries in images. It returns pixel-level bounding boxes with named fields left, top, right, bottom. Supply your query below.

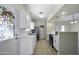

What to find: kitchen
left=0, top=4, right=78, bottom=55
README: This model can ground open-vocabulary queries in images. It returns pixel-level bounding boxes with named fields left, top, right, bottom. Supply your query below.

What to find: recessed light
left=39, top=13, right=44, bottom=18
left=39, top=11, right=45, bottom=18
left=70, top=21, right=74, bottom=24
left=40, top=15, right=44, bottom=18
left=61, top=12, right=66, bottom=15
left=74, top=21, right=78, bottom=23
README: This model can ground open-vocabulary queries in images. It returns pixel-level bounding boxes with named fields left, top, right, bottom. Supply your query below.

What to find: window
left=0, top=15, right=14, bottom=41
left=61, top=25, right=65, bottom=32
left=0, top=6, right=14, bottom=41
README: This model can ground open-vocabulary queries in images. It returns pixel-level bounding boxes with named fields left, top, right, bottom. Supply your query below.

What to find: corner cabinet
left=19, top=12, right=31, bottom=29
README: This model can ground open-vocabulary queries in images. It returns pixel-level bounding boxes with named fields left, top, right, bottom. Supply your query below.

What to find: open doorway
left=34, top=20, right=46, bottom=40
left=0, top=5, right=19, bottom=55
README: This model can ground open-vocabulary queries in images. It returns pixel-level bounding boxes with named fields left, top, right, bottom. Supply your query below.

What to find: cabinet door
left=53, top=38, right=56, bottom=49
left=53, top=35, right=59, bottom=51
left=55, top=37, right=59, bottom=51
left=19, top=12, right=26, bottom=28
left=26, top=14, right=31, bottom=29
left=53, top=35, right=56, bottom=49
left=32, top=35, right=36, bottom=52
left=20, top=37, right=33, bottom=55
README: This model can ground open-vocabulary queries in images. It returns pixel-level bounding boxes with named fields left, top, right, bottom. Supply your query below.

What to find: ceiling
left=2, top=4, right=79, bottom=23
left=49, top=4, right=79, bottom=22
left=24, top=4, right=64, bottom=21
left=0, top=4, right=26, bottom=12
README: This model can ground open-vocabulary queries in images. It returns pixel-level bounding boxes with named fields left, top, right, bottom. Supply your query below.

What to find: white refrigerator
left=53, top=32, right=78, bottom=55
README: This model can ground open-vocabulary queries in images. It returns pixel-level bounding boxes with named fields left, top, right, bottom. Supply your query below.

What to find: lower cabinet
left=20, top=35, right=36, bottom=55
left=53, top=35, right=59, bottom=51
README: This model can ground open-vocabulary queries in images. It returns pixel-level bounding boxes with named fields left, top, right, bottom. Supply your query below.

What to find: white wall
left=0, top=39, right=18, bottom=55
left=70, top=23, right=79, bottom=54
left=34, top=20, right=46, bottom=39
left=55, top=22, right=71, bottom=32
left=46, top=22, right=55, bottom=40
left=46, top=21, right=71, bottom=41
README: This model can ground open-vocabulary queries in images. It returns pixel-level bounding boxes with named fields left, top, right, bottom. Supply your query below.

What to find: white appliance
left=53, top=32, right=78, bottom=55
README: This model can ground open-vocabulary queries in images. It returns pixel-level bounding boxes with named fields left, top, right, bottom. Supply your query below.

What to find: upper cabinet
left=19, top=12, right=31, bottom=29
left=26, top=14, right=32, bottom=29
left=19, top=12, right=26, bottom=28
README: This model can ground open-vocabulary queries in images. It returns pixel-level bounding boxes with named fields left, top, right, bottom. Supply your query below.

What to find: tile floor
left=33, top=39, right=57, bottom=55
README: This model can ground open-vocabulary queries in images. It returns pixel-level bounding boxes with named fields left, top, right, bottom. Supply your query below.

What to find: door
left=0, top=7, right=19, bottom=55
left=39, top=26, right=45, bottom=39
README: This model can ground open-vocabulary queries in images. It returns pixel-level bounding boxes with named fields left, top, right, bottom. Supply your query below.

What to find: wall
left=55, top=22, right=71, bottom=32
left=34, top=20, right=46, bottom=39
left=46, top=22, right=55, bottom=40
left=0, top=39, right=18, bottom=55
left=70, top=23, right=79, bottom=54
left=46, top=21, right=71, bottom=41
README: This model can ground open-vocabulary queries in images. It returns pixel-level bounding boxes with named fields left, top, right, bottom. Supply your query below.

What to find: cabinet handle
left=15, top=37, right=18, bottom=40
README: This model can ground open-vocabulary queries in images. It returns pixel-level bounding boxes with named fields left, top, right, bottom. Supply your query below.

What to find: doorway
left=39, top=25, right=45, bottom=39
left=0, top=6, right=19, bottom=55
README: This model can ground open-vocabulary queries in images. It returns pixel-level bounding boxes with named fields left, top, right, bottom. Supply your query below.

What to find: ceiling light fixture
left=39, top=11, right=43, bottom=14
left=74, top=21, right=78, bottom=23
left=61, top=12, right=66, bottom=15
left=40, top=15, right=44, bottom=18
left=39, top=11, right=44, bottom=18
left=69, top=21, right=78, bottom=24
left=69, top=16, right=78, bottom=24
left=70, top=21, right=74, bottom=24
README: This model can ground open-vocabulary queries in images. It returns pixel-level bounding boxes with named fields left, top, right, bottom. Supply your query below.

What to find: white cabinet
left=26, top=14, right=31, bottom=29
left=53, top=32, right=78, bottom=55
left=19, top=12, right=27, bottom=28
left=20, top=38, right=32, bottom=55
left=20, top=34, right=36, bottom=55
left=19, top=12, right=31, bottom=29
left=53, top=35, right=59, bottom=51
left=31, top=34, right=36, bottom=52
